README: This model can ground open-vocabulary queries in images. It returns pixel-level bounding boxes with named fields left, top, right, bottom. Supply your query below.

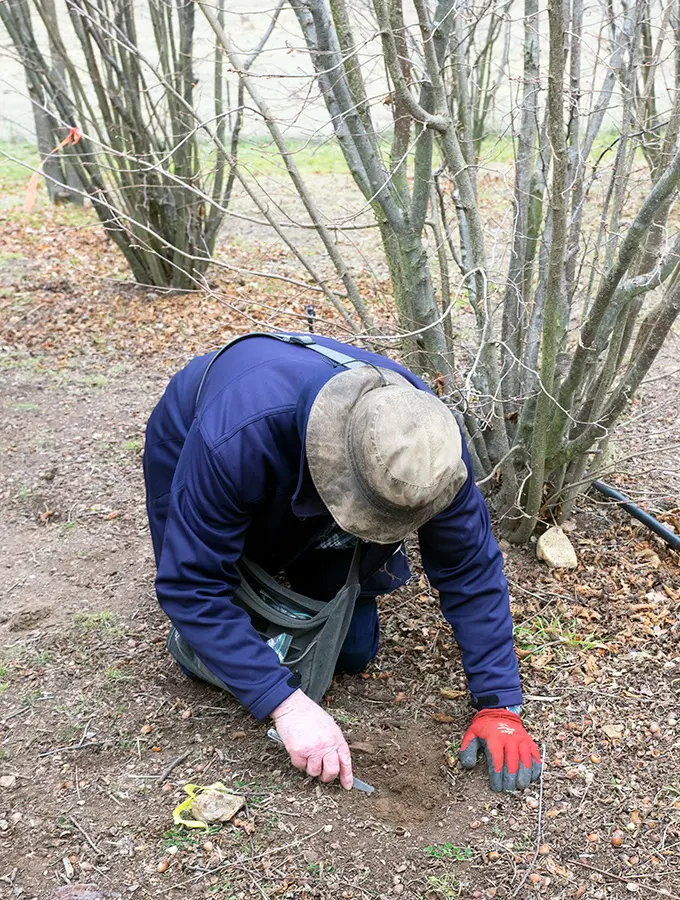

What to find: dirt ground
left=1, top=182, right=680, bottom=900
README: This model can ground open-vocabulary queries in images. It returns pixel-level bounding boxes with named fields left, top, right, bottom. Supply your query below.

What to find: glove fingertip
left=516, top=763, right=531, bottom=791
left=530, top=759, right=543, bottom=783
left=458, top=739, right=480, bottom=769
left=487, top=757, right=504, bottom=792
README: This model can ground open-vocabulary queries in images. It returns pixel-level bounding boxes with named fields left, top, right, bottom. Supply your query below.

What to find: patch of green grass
left=60, top=521, right=78, bottom=535
left=0, top=142, right=39, bottom=186
left=163, top=824, right=222, bottom=849
left=105, top=667, right=132, bottom=684
left=0, top=665, right=7, bottom=678
left=306, top=861, right=336, bottom=878
left=74, top=610, right=119, bottom=632
left=425, top=873, right=461, bottom=899
left=21, top=689, right=42, bottom=708
left=121, top=438, right=142, bottom=453
left=424, top=844, right=472, bottom=861
left=326, top=707, right=361, bottom=726
left=0, top=251, right=25, bottom=261
left=88, top=374, right=109, bottom=387
left=14, top=482, right=32, bottom=501
left=209, top=878, right=237, bottom=898
left=13, top=402, right=39, bottom=412
left=26, top=649, right=52, bottom=667
left=0, top=683, right=10, bottom=696
left=514, top=615, right=606, bottom=654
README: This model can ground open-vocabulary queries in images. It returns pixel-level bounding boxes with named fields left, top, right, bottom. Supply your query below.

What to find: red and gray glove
left=458, top=709, right=542, bottom=792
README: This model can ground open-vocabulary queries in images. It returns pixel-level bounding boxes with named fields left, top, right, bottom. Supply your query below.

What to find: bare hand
left=271, top=689, right=353, bottom=789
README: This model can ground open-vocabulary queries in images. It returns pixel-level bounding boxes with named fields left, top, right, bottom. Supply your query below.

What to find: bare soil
left=1, top=204, right=680, bottom=900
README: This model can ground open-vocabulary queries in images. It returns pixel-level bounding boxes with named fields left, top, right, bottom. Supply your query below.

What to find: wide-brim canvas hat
left=305, top=366, right=468, bottom=544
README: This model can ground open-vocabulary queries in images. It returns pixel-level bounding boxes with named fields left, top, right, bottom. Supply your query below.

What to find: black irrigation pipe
left=591, top=480, right=680, bottom=552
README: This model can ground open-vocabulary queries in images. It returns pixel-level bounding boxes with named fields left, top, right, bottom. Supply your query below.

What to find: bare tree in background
left=0, top=0, right=254, bottom=287
left=2, top=0, right=680, bottom=539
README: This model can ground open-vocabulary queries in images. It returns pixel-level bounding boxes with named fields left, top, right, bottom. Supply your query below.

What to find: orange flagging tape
left=24, top=127, right=81, bottom=213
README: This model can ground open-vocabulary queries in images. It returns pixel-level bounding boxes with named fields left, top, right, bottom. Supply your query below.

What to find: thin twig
left=37, top=741, right=102, bottom=758
left=156, top=749, right=191, bottom=785
left=510, top=742, right=546, bottom=897
left=67, top=815, right=103, bottom=857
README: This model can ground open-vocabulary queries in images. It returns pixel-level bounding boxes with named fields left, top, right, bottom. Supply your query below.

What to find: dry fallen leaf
left=439, top=688, right=466, bottom=700
left=432, top=712, right=455, bottom=724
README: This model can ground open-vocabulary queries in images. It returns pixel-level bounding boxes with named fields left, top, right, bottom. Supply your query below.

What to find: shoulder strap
left=195, top=331, right=366, bottom=406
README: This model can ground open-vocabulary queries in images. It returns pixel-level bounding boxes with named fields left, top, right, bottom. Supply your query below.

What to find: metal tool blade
left=266, top=728, right=375, bottom=793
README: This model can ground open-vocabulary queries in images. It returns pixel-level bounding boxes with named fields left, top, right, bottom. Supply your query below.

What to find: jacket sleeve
left=154, top=422, right=299, bottom=720
left=417, top=441, right=522, bottom=709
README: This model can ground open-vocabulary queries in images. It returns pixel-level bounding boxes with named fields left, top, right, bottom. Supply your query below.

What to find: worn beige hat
left=305, top=366, right=468, bottom=544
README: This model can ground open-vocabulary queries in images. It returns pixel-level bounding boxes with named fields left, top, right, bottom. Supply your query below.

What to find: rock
left=0, top=775, right=17, bottom=789
left=602, top=723, right=624, bottom=740
left=536, top=527, right=578, bottom=569
left=45, top=887, right=122, bottom=900
left=191, top=789, right=245, bottom=824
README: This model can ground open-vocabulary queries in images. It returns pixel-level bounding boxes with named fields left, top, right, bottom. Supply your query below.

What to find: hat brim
left=305, top=367, right=468, bottom=544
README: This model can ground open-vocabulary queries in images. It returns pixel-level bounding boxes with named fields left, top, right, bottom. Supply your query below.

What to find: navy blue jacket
left=143, top=334, right=521, bottom=720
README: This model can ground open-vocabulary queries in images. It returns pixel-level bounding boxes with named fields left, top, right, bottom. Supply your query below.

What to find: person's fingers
left=320, top=751, right=340, bottom=784
left=306, top=754, right=323, bottom=778
left=504, top=740, right=520, bottom=782
left=530, top=759, right=543, bottom=783
left=502, top=763, right=517, bottom=792
left=338, top=743, right=354, bottom=791
left=288, top=750, right=308, bottom=772
left=485, top=746, right=504, bottom=792
left=458, top=736, right=482, bottom=769
left=519, top=739, right=535, bottom=772
left=516, top=761, right=532, bottom=791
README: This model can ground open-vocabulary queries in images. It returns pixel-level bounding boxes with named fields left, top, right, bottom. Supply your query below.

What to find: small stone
left=393, top=885, right=404, bottom=895
left=203, top=841, right=214, bottom=853
left=140, top=725, right=152, bottom=735
left=0, top=775, right=17, bottom=789
left=589, top=753, right=601, bottom=764
left=536, top=527, right=578, bottom=569
left=611, top=830, right=624, bottom=847
left=166, top=845, right=178, bottom=856
left=602, top=723, right=624, bottom=740
left=157, top=858, right=169, bottom=873
left=649, top=722, right=660, bottom=734
left=469, top=819, right=482, bottom=829
left=626, top=884, right=639, bottom=893
left=526, top=797, right=539, bottom=809
left=161, top=783, right=173, bottom=793
left=191, top=789, right=245, bottom=824
left=538, top=844, right=550, bottom=855
left=181, top=709, right=192, bottom=719
left=487, top=851, right=500, bottom=862
left=323, top=824, right=333, bottom=833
